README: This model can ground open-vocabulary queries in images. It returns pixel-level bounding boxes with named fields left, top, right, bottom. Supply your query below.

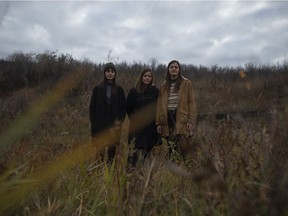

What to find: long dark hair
left=165, top=60, right=183, bottom=92
left=135, top=68, right=153, bottom=93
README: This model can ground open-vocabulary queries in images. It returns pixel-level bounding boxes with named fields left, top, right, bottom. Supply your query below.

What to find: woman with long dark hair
left=89, top=62, right=126, bottom=162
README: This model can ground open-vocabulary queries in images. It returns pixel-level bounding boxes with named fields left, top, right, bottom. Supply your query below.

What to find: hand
left=157, top=125, right=162, bottom=134
left=186, top=123, right=193, bottom=134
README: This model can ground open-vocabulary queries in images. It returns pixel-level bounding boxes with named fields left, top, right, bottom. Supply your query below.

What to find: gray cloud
left=0, top=1, right=287, bottom=67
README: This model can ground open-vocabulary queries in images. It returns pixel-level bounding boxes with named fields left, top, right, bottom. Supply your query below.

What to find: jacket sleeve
left=156, top=85, right=164, bottom=126
left=126, top=88, right=134, bottom=118
left=118, top=86, right=127, bottom=123
left=187, top=81, right=197, bottom=126
left=89, top=87, right=98, bottom=124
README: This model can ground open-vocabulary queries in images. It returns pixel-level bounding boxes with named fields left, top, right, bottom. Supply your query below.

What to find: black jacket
left=126, top=85, right=159, bottom=148
left=89, top=82, right=126, bottom=138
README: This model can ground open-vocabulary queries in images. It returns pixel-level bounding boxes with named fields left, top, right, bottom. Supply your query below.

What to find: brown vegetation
left=0, top=51, right=288, bottom=215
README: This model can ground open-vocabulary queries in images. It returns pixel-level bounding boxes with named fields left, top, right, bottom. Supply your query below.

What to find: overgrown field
left=0, top=52, right=288, bottom=215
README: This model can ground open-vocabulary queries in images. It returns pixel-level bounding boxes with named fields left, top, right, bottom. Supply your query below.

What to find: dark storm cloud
left=0, top=1, right=287, bottom=67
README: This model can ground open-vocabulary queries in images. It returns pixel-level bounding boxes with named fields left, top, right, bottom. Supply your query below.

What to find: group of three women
left=89, top=60, right=197, bottom=166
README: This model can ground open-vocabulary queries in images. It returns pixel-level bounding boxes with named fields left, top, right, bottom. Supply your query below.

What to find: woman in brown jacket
left=156, top=60, right=197, bottom=159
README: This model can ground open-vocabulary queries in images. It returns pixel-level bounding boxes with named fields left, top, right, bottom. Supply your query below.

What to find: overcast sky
left=0, top=1, right=288, bottom=67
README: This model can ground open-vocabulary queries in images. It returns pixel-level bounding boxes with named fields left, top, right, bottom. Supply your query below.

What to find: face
left=105, top=68, right=116, bottom=82
left=168, top=62, right=180, bottom=80
left=142, top=71, right=153, bottom=85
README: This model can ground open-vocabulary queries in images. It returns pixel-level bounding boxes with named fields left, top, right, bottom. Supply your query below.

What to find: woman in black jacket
left=89, top=62, right=126, bottom=161
left=126, top=68, right=160, bottom=166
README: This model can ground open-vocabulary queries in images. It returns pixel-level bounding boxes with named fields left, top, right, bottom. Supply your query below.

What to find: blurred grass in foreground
left=0, top=63, right=288, bottom=215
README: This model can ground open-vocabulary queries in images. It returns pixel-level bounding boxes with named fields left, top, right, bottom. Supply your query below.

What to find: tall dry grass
left=0, top=60, right=287, bottom=215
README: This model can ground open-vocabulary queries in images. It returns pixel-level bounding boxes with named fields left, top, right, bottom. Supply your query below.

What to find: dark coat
left=89, top=82, right=126, bottom=138
left=126, top=85, right=160, bottom=148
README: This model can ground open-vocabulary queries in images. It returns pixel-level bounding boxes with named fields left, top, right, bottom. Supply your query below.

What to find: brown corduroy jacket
left=156, top=77, right=197, bottom=137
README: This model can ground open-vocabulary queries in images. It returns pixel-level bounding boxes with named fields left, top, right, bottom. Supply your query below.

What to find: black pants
left=106, top=145, right=116, bottom=162
left=167, top=109, right=177, bottom=157
left=91, top=136, right=118, bottom=163
left=130, top=147, right=153, bottom=167
left=167, top=109, right=190, bottom=158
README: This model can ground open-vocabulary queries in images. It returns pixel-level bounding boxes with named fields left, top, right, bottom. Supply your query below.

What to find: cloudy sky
left=0, top=1, right=287, bottom=67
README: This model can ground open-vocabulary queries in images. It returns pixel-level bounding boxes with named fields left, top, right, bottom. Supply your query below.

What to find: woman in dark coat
left=126, top=68, right=160, bottom=166
left=89, top=62, right=126, bottom=161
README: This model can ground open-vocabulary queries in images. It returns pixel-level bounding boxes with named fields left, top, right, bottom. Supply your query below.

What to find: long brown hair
left=135, top=68, right=153, bottom=93
left=165, top=60, right=183, bottom=92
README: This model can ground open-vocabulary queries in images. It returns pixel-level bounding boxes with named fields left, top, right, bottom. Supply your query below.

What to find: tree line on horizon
left=0, top=50, right=287, bottom=95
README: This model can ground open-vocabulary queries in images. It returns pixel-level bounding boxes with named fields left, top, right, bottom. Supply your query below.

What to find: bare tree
left=107, top=49, right=119, bottom=63
left=149, top=57, right=158, bottom=72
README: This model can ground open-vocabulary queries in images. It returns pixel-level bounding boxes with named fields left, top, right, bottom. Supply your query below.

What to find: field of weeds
left=0, top=54, right=288, bottom=215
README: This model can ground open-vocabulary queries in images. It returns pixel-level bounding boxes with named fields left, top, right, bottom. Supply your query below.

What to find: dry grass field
left=0, top=52, right=288, bottom=215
